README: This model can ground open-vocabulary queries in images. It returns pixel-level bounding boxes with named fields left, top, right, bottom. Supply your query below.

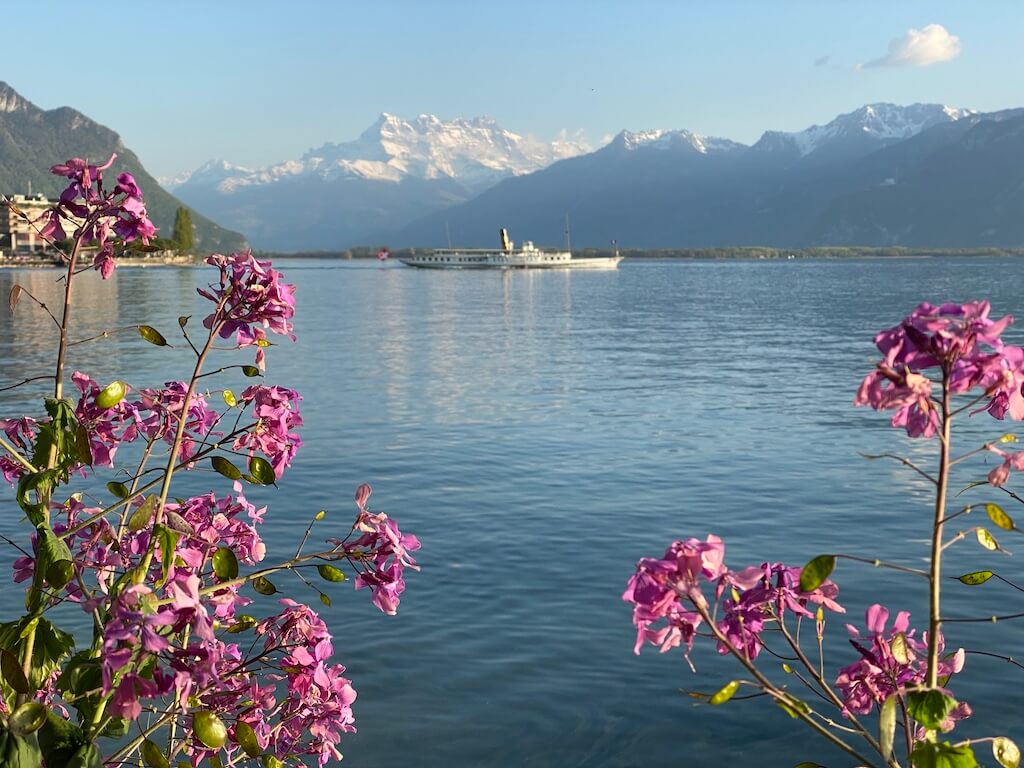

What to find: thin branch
left=962, top=649, right=1024, bottom=671
left=8, top=285, right=60, bottom=327
left=0, top=375, right=55, bottom=394
left=834, top=553, right=929, bottom=578
left=859, top=452, right=937, bottom=485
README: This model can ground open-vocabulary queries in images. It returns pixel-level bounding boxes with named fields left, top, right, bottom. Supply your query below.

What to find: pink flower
left=233, top=385, right=303, bottom=478
left=198, top=252, right=297, bottom=343
left=835, top=604, right=967, bottom=729
left=856, top=301, right=1024, bottom=437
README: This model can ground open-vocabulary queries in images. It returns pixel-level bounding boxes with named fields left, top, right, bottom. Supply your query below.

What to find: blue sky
left=4, top=1, right=1022, bottom=178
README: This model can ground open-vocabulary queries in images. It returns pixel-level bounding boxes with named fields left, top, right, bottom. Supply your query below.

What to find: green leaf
left=141, top=739, right=170, bottom=768
left=891, top=632, right=910, bottom=665
left=262, top=756, right=284, bottom=768
left=0, top=729, right=43, bottom=768
left=192, top=711, right=227, bottom=749
left=252, top=576, right=277, bottom=596
left=0, top=648, right=29, bottom=694
left=986, top=503, right=1017, bottom=531
left=320, top=593, right=332, bottom=607
left=234, top=720, right=260, bottom=758
left=178, top=315, right=190, bottom=329
left=708, top=680, right=740, bottom=705
left=958, top=570, right=994, bottom=586
left=164, top=510, right=195, bottom=536
left=906, top=689, right=957, bottom=731
left=248, top=456, right=276, bottom=485
left=55, top=652, right=102, bottom=697
left=222, top=389, right=237, bottom=408
left=977, top=527, right=999, bottom=551
left=38, top=710, right=92, bottom=768
left=106, top=481, right=129, bottom=500
left=1000, top=433, right=1018, bottom=443
left=94, top=380, right=127, bottom=410
left=241, top=365, right=262, bottom=377
left=213, top=547, right=239, bottom=581
left=317, top=564, right=346, bottom=583
left=211, top=456, right=242, bottom=481
left=138, top=325, right=168, bottom=346
left=73, top=424, right=93, bottom=466
left=38, top=527, right=74, bottom=590
left=994, top=737, right=1021, bottom=768
left=65, top=743, right=103, bottom=768
left=128, top=495, right=158, bottom=533
left=775, top=696, right=810, bottom=719
left=227, top=615, right=257, bottom=634
left=879, top=695, right=897, bottom=761
left=798, top=554, right=836, bottom=592
left=910, top=740, right=978, bottom=768
left=154, top=524, right=181, bottom=589
left=315, top=509, right=326, bottom=521
left=9, top=702, right=47, bottom=737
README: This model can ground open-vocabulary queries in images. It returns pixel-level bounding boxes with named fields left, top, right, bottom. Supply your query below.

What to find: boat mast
left=565, top=213, right=571, bottom=253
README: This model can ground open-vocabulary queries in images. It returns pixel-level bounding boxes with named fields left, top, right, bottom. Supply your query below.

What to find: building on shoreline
left=0, top=193, right=59, bottom=256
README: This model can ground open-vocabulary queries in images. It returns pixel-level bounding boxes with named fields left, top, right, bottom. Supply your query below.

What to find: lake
left=2, top=256, right=1024, bottom=767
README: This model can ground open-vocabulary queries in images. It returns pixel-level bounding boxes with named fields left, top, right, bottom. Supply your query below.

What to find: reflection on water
left=2, top=258, right=1024, bottom=767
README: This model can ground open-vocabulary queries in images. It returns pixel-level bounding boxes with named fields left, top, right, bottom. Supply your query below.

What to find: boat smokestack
left=500, top=228, right=512, bottom=253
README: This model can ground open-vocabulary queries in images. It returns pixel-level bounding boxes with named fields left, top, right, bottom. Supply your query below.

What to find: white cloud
left=862, top=24, right=961, bottom=68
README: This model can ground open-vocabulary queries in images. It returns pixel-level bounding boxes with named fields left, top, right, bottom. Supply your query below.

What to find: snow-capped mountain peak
left=173, top=114, right=590, bottom=195
left=757, top=102, right=976, bottom=157
left=614, top=128, right=744, bottom=154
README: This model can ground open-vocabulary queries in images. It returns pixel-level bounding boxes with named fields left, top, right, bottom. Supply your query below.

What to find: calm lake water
left=2, top=257, right=1024, bottom=767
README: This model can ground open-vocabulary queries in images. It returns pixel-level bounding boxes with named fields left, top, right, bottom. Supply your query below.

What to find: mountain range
left=170, top=101, right=1024, bottom=251
left=6, top=78, right=1024, bottom=252
left=391, top=102, right=1024, bottom=249
left=165, top=114, right=588, bottom=251
left=0, top=82, right=245, bottom=252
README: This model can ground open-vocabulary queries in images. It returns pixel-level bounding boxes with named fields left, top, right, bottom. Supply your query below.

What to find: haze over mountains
left=0, top=82, right=245, bottom=251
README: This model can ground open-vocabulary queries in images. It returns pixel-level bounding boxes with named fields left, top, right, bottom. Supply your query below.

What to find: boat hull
left=399, top=253, right=623, bottom=270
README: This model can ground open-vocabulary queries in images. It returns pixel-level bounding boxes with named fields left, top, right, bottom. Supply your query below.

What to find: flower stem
left=927, top=371, right=953, bottom=688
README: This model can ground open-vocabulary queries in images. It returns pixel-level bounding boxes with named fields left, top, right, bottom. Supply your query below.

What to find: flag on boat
left=377, top=248, right=390, bottom=261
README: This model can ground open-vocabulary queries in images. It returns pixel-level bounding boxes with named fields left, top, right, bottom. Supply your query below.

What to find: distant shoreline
left=0, top=253, right=197, bottom=269
left=254, top=246, right=1024, bottom=261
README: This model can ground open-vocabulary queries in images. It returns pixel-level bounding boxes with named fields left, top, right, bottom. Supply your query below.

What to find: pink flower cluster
left=836, top=605, right=970, bottom=732
left=233, top=385, right=303, bottom=479
left=623, top=535, right=843, bottom=669
left=198, top=252, right=297, bottom=365
left=855, top=301, right=1024, bottom=437
left=331, top=484, right=421, bottom=615
left=39, top=154, right=157, bottom=278
left=135, top=380, right=222, bottom=463
left=1, top=223, right=420, bottom=767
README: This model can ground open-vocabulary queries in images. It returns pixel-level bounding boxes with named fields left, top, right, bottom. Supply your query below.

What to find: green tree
left=172, top=206, right=194, bottom=252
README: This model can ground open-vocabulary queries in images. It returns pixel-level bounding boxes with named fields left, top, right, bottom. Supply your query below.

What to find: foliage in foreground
left=0, top=157, right=418, bottom=766
left=626, top=300, right=1024, bottom=767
